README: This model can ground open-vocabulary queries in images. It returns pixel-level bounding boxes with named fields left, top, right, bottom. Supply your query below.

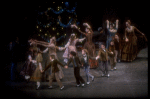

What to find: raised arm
left=83, top=23, right=94, bottom=34
left=77, top=27, right=87, bottom=35
left=116, top=19, right=119, bottom=29
left=71, top=24, right=86, bottom=35
left=106, top=20, right=109, bottom=29
left=124, top=29, right=127, bottom=39
left=34, top=42, right=50, bottom=47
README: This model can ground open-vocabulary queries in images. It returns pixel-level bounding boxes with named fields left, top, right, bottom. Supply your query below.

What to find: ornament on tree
left=65, top=2, right=69, bottom=8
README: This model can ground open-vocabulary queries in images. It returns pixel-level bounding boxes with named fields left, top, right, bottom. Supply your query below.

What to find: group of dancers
left=20, top=20, right=147, bottom=90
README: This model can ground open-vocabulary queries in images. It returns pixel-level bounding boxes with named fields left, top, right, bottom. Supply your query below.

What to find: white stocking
left=37, top=81, right=40, bottom=87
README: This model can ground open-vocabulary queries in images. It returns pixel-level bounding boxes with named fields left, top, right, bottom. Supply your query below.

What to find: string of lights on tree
left=35, top=2, right=80, bottom=43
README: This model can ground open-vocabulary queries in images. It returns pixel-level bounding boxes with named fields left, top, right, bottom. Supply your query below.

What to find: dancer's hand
left=73, top=24, right=78, bottom=29
left=64, top=66, right=68, bottom=69
left=83, top=23, right=87, bottom=26
left=125, top=38, right=129, bottom=42
left=96, top=56, right=99, bottom=60
left=111, top=52, right=113, bottom=54
left=41, top=70, right=44, bottom=73
left=71, top=24, right=77, bottom=28
left=71, top=24, right=74, bottom=28
left=62, top=47, right=66, bottom=50
left=106, top=20, right=109, bottom=23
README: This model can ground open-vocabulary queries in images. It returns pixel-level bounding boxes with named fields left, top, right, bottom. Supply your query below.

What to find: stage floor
left=4, top=47, right=148, bottom=98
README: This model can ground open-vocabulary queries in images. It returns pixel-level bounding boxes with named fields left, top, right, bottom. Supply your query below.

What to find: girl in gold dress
left=30, top=50, right=43, bottom=90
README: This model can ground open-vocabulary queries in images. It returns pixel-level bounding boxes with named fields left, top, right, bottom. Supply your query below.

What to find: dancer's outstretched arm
left=71, top=24, right=86, bottom=35
left=106, top=20, right=109, bottom=29
left=116, top=19, right=119, bottom=29
left=134, top=26, right=147, bottom=41
left=77, top=37, right=86, bottom=42
left=43, top=48, right=48, bottom=53
left=33, top=42, right=49, bottom=47
left=29, top=39, right=50, bottom=47
left=33, top=40, right=50, bottom=45
left=55, top=46, right=65, bottom=51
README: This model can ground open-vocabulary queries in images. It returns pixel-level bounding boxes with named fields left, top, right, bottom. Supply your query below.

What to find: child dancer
left=81, top=49, right=94, bottom=84
left=42, top=54, right=68, bottom=90
left=114, top=33, right=121, bottom=62
left=96, top=43, right=113, bottom=77
left=65, top=51, right=85, bottom=87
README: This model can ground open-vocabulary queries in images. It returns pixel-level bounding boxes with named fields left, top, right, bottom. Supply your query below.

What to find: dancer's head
left=85, top=27, right=90, bottom=33
left=70, top=51, right=76, bottom=58
left=50, top=54, right=55, bottom=60
left=70, top=33, right=76, bottom=39
left=110, top=40, right=114, bottom=46
left=110, top=24, right=115, bottom=29
left=114, top=33, right=119, bottom=40
left=83, top=23, right=92, bottom=33
left=70, top=33, right=76, bottom=43
left=126, top=20, right=131, bottom=28
left=50, top=36, right=56, bottom=44
left=101, top=43, right=106, bottom=49
left=82, top=49, right=88, bottom=55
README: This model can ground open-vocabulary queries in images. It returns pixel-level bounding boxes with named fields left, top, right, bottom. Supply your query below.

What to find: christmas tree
left=34, top=1, right=79, bottom=46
